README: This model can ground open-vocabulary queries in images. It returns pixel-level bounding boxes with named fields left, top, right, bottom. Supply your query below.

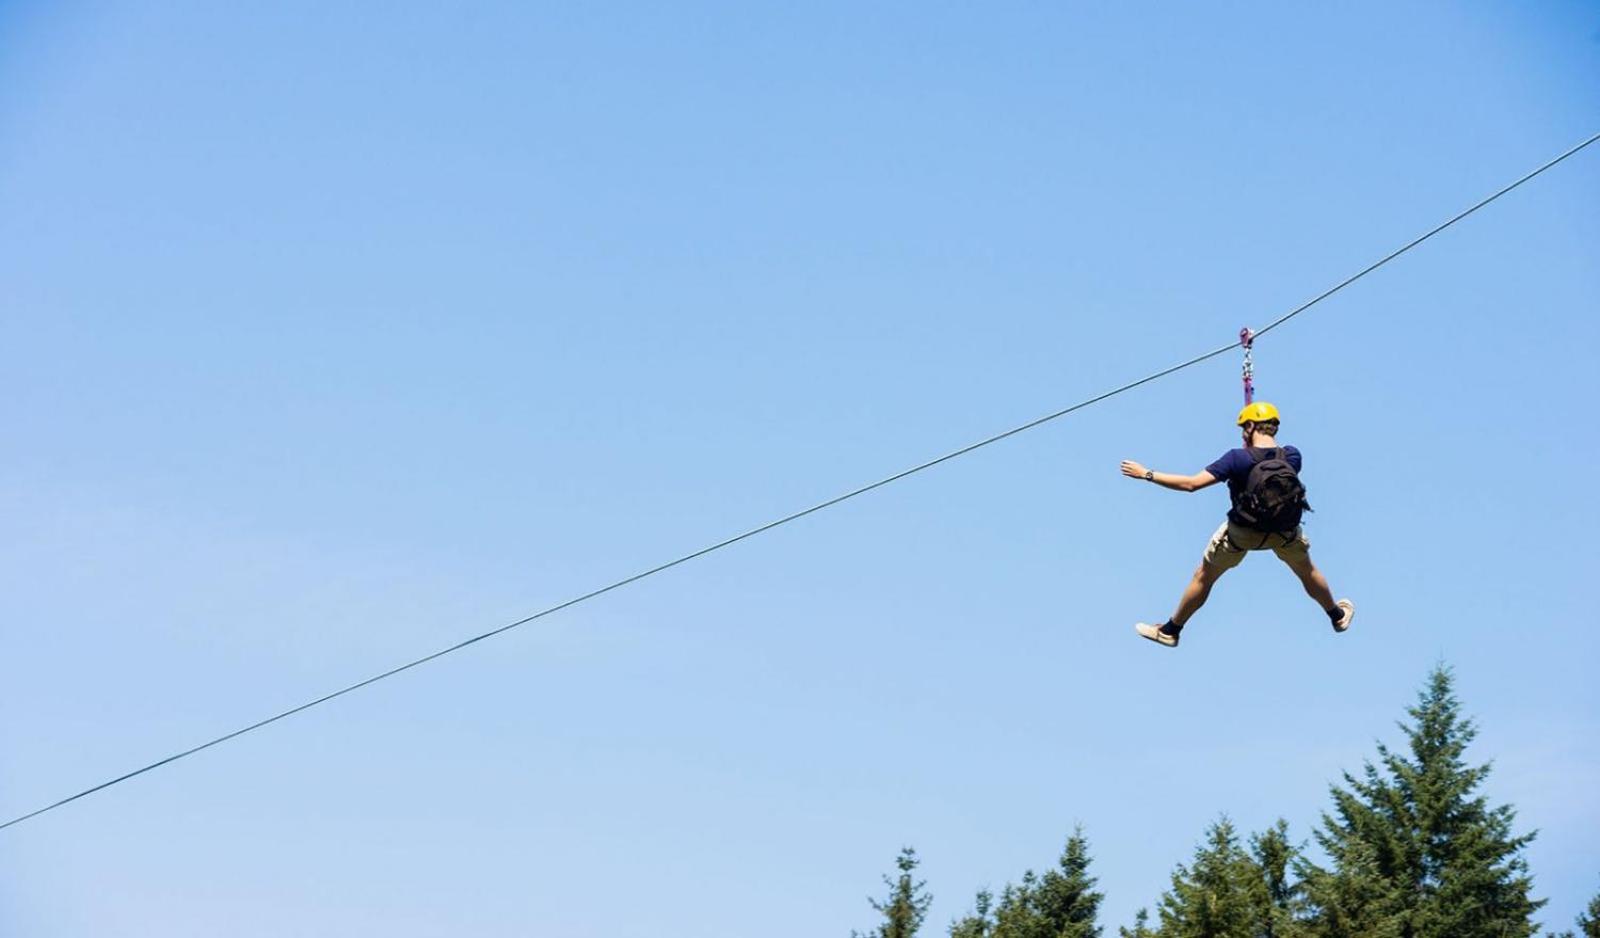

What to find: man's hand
left=1121, top=460, right=1150, bottom=480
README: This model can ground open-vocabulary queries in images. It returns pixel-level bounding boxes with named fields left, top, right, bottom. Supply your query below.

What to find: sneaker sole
left=1135, top=623, right=1178, bottom=647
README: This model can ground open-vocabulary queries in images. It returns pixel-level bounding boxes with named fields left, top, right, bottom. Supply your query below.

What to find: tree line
left=852, top=666, right=1598, bottom=938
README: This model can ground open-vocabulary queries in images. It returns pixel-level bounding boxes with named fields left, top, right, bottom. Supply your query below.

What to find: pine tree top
left=1302, top=664, right=1545, bottom=938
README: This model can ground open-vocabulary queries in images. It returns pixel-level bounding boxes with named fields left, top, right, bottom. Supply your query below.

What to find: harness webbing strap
left=1240, top=327, right=1255, bottom=404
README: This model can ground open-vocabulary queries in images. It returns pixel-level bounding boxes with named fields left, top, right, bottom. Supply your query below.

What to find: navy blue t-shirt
left=1206, top=446, right=1302, bottom=526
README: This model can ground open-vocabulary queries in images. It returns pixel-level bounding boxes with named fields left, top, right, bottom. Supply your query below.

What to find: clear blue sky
left=2, top=3, right=1596, bottom=935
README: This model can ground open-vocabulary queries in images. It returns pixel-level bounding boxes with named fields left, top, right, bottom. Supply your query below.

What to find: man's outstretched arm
left=1120, top=461, right=1220, bottom=492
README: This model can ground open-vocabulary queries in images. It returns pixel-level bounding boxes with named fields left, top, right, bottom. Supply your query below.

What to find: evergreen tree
left=1246, top=820, right=1305, bottom=938
left=1143, top=817, right=1305, bottom=938
left=856, top=847, right=933, bottom=938
left=993, top=874, right=1043, bottom=937
left=1299, top=666, right=1543, bottom=938
left=1032, top=829, right=1105, bottom=938
left=1153, top=817, right=1261, bottom=938
left=1119, top=908, right=1156, bottom=938
left=949, top=830, right=1104, bottom=938
left=1296, top=835, right=1402, bottom=937
left=950, top=890, right=995, bottom=938
left=1570, top=879, right=1600, bottom=937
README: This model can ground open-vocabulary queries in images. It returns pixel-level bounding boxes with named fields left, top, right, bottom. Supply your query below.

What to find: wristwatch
left=1144, top=470, right=1155, bottom=481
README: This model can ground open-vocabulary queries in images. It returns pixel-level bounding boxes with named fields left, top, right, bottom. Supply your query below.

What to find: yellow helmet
left=1236, top=401, right=1280, bottom=426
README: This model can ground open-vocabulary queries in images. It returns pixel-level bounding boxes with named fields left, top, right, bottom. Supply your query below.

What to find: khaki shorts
left=1202, top=521, right=1311, bottom=571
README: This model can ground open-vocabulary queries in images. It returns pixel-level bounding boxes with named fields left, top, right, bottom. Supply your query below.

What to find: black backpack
left=1236, top=448, right=1308, bottom=532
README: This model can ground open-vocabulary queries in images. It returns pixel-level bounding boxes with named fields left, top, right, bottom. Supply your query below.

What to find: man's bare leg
left=1283, top=554, right=1336, bottom=610
left=1172, top=561, right=1227, bottom=627
left=1282, top=552, right=1355, bottom=630
left=1137, top=558, right=1231, bottom=647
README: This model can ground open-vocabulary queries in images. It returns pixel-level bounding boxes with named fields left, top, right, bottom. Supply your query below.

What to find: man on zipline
left=1119, top=401, right=1353, bottom=647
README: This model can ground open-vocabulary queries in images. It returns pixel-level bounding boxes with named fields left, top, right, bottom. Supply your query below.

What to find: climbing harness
left=1239, top=327, right=1255, bottom=405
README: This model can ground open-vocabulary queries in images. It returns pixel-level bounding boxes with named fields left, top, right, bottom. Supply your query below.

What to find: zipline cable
left=4, top=129, right=1596, bottom=833
left=1254, top=130, right=1600, bottom=338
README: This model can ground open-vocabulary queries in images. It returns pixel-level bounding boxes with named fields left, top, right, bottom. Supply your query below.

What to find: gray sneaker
left=1135, top=622, right=1179, bottom=647
left=1331, top=599, right=1355, bottom=633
